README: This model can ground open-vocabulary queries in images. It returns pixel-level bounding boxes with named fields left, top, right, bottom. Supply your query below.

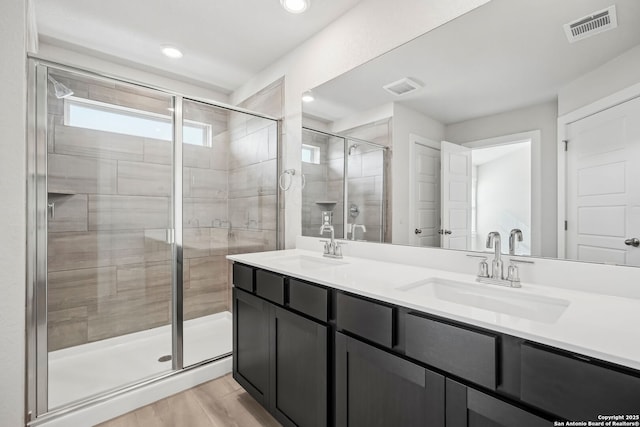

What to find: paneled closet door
left=565, top=95, right=640, bottom=266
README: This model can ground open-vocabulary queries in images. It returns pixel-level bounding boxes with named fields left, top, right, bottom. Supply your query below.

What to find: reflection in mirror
left=301, top=0, right=640, bottom=266
left=301, top=125, right=390, bottom=242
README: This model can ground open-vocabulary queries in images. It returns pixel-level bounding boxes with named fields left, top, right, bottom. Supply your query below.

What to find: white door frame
left=462, top=130, right=542, bottom=256
left=409, top=133, right=441, bottom=245
left=557, top=81, right=640, bottom=258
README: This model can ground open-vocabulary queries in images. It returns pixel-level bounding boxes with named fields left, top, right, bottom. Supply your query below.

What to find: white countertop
left=228, top=248, right=640, bottom=371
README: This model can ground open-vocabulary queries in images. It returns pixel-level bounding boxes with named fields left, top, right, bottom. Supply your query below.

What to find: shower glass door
left=43, top=68, right=175, bottom=410
left=181, top=100, right=279, bottom=366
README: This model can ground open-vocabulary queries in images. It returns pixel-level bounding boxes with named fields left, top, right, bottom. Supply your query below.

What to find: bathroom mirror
left=301, top=0, right=640, bottom=267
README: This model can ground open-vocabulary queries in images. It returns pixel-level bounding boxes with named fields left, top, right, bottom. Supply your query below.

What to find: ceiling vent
left=564, top=5, right=617, bottom=43
left=383, top=77, right=422, bottom=96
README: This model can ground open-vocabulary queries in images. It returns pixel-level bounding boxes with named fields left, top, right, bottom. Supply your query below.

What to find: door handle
left=414, top=228, right=422, bottom=235
left=47, top=201, right=55, bottom=220
left=445, top=230, right=452, bottom=235
left=439, top=229, right=452, bottom=235
left=625, top=238, right=640, bottom=247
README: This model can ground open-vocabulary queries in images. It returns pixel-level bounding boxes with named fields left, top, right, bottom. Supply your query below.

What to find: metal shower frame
left=25, top=57, right=281, bottom=424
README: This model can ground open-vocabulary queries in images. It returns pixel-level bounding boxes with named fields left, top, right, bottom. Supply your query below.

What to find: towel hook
left=279, top=169, right=305, bottom=191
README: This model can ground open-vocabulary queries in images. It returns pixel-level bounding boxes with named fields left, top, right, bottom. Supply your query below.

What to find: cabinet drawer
left=447, top=379, right=548, bottom=427
left=255, top=269, right=286, bottom=305
left=405, top=313, right=498, bottom=389
left=233, top=263, right=254, bottom=292
left=288, top=278, right=328, bottom=322
left=336, top=292, right=394, bottom=348
left=521, top=343, right=640, bottom=420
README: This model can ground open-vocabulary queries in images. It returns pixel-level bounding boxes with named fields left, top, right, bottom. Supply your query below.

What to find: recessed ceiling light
left=302, top=90, right=315, bottom=103
left=281, top=0, right=310, bottom=14
left=161, top=46, right=183, bottom=59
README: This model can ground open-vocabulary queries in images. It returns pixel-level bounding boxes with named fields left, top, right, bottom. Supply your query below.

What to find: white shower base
left=48, top=311, right=232, bottom=410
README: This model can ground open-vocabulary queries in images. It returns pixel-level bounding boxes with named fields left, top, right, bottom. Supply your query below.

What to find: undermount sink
left=396, top=277, right=569, bottom=323
left=269, top=254, right=348, bottom=270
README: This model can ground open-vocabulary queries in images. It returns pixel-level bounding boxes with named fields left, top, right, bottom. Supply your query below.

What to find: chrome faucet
left=472, top=231, right=522, bottom=288
left=486, top=231, right=503, bottom=280
left=320, top=224, right=343, bottom=258
left=350, top=223, right=366, bottom=241
left=509, top=229, right=523, bottom=256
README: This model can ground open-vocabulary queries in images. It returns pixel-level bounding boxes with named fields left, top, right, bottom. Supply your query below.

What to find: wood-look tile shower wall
left=46, top=72, right=281, bottom=351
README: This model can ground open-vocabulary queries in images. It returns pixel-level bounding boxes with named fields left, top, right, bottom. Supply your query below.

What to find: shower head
left=47, top=75, right=74, bottom=99
left=348, top=144, right=358, bottom=155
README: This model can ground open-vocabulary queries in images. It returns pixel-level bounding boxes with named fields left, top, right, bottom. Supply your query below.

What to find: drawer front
left=336, top=292, right=394, bottom=348
left=255, top=269, right=286, bottom=305
left=233, top=263, right=254, bottom=292
left=521, top=343, right=640, bottom=420
left=467, top=388, right=549, bottom=427
left=405, top=313, right=498, bottom=389
left=288, top=278, right=328, bottom=322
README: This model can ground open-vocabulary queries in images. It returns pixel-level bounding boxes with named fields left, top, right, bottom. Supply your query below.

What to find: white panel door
left=411, top=143, right=441, bottom=246
left=441, top=141, right=472, bottom=250
left=566, top=96, right=640, bottom=266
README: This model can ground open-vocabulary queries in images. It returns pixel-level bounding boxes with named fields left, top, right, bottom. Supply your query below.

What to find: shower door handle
left=47, top=201, right=55, bottom=220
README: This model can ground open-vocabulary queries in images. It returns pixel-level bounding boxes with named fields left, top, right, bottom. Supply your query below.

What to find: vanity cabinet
left=335, top=332, right=445, bottom=427
left=232, top=266, right=329, bottom=427
left=232, top=262, right=640, bottom=427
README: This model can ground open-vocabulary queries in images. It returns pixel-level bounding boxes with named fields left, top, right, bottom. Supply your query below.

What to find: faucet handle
left=507, top=262, right=520, bottom=283
left=478, top=258, right=489, bottom=278
left=319, top=239, right=330, bottom=254
left=334, top=242, right=343, bottom=257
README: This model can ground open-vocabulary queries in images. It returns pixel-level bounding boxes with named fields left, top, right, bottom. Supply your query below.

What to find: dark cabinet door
left=446, top=379, right=549, bottom=427
left=336, top=332, right=445, bottom=427
left=233, top=288, right=270, bottom=406
left=270, top=307, right=327, bottom=427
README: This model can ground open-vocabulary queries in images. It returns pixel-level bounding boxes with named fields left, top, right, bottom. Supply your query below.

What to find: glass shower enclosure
left=26, top=61, right=279, bottom=419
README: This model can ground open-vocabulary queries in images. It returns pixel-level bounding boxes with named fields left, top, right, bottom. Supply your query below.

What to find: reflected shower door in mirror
left=301, top=127, right=389, bottom=242
left=301, top=0, right=640, bottom=267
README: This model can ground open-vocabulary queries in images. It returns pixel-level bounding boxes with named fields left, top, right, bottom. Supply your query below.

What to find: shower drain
left=158, top=355, right=172, bottom=363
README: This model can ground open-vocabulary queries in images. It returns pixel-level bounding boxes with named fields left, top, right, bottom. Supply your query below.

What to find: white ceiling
left=304, top=0, right=640, bottom=125
left=36, top=0, right=363, bottom=93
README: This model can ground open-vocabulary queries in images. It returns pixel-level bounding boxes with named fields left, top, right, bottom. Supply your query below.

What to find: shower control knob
left=625, top=238, right=640, bottom=247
